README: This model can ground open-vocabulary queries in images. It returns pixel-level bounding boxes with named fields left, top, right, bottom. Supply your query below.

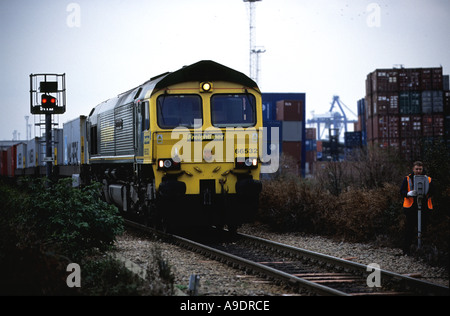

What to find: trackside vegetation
left=0, top=178, right=174, bottom=295
left=258, top=142, right=449, bottom=269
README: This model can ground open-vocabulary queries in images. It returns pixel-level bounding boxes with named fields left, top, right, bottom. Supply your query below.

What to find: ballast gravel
left=112, top=223, right=449, bottom=296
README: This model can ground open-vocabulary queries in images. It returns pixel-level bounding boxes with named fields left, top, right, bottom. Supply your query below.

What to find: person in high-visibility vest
left=400, top=161, right=434, bottom=255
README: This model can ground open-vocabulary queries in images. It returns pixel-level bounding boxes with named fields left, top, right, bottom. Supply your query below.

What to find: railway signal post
left=29, top=73, right=66, bottom=179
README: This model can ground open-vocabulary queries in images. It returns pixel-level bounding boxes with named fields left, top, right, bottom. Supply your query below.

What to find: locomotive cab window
left=211, top=94, right=256, bottom=127
left=157, top=95, right=202, bottom=129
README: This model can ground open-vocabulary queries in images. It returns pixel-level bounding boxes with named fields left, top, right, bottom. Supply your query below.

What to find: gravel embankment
left=112, top=224, right=449, bottom=296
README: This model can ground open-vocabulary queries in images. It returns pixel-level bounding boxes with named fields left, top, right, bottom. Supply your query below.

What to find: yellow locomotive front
left=88, top=61, right=262, bottom=230
left=149, top=77, right=263, bottom=229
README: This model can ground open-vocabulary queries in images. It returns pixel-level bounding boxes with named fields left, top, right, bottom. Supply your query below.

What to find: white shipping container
left=26, top=138, right=39, bottom=168
left=16, top=143, right=27, bottom=169
left=63, top=116, right=87, bottom=165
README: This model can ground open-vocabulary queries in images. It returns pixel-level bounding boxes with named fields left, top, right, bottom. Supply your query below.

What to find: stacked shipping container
left=365, top=67, right=448, bottom=160
left=277, top=100, right=304, bottom=175
left=262, top=93, right=306, bottom=176
left=305, top=128, right=316, bottom=174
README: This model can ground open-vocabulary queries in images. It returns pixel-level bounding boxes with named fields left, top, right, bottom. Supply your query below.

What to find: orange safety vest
left=403, top=176, right=433, bottom=209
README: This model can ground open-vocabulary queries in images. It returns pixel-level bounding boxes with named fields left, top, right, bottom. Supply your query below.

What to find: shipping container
left=372, top=115, right=400, bottom=139
left=357, top=98, right=366, bottom=117
left=281, top=141, right=302, bottom=175
left=282, top=121, right=302, bottom=141
left=400, top=115, right=422, bottom=138
left=305, top=150, right=316, bottom=174
left=53, top=128, right=64, bottom=166
left=262, top=93, right=306, bottom=123
left=262, top=120, right=282, bottom=158
left=445, top=91, right=450, bottom=115
left=282, top=141, right=302, bottom=159
left=399, top=92, right=421, bottom=114
left=6, top=145, right=17, bottom=177
left=305, top=139, right=317, bottom=151
left=63, top=116, right=88, bottom=165
left=26, top=137, right=40, bottom=168
left=445, top=115, right=450, bottom=139
left=365, top=95, right=373, bottom=117
left=0, top=150, right=7, bottom=176
left=262, top=102, right=276, bottom=121
left=422, top=114, right=444, bottom=137
left=373, top=137, right=400, bottom=150
left=372, top=93, right=399, bottom=115
left=368, top=69, right=399, bottom=93
left=16, top=143, right=27, bottom=169
left=400, top=138, right=422, bottom=161
left=422, top=91, right=444, bottom=113
left=305, top=128, right=316, bottom=140
left=366, top=114, right=374, bottom=141
left=421, top=68, right=443, bottom=91
left=399, top=68, right=421, bottom=91
left=344, top=131, right=362, bottom=148
left=276, top=100, right=303, bottom=121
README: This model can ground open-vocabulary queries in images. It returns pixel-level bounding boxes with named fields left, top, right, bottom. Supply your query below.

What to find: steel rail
left=123, top=220, right=449, bottom=296
left=237, top=232, right=449, bottom=296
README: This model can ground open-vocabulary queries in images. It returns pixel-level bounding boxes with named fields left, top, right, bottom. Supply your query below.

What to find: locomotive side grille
left=98, top=104, right=135, bottom=157
left=99, top=109, right=115, bottom=156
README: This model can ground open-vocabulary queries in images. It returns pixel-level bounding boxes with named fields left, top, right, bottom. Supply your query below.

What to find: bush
left=258, top=145, right=450, bottom=267
left=13, top=178, right=124, bottom=260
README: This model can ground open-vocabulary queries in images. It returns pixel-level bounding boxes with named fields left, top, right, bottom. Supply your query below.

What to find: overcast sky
left=1, top=0, right=449, bottom=140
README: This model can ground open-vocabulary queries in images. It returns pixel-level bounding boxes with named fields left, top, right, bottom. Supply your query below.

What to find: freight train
left=1, top=60, right=263, bottom=231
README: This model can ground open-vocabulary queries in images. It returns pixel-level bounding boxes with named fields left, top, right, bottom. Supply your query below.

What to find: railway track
left=124, top=220, right=449, bottom=296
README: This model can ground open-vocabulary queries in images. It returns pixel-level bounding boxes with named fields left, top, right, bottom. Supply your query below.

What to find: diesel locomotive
left=86, top=60, right=263, bottom=230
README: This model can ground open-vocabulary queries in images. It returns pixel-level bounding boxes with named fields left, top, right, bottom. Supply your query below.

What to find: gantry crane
left=307, top=96, right=357, bottom=141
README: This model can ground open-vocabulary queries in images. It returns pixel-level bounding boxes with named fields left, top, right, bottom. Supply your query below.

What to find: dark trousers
left=403, top=206, right=429, bottom=254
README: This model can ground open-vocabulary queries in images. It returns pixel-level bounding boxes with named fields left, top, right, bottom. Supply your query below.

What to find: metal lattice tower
left=244, top=0, right=265, bottom=84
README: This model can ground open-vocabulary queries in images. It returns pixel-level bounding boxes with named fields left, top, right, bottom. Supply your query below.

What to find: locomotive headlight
left=236, top=157, right=258, bottom=169
left=244, top=158, right=258, bottom=167
left=158, top=159, right=181, bottom=170
left=163, top=159, right=172, bottom=168
left=200, top=82, right=213, bottom=93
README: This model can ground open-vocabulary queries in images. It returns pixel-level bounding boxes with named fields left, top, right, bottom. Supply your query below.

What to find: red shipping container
left=399, top=68, right=422, bottom=91
left=282, top=141, right=302, bottom=175
left=372, top=93, right=399, bottom=115
left=373, top=115, right=400, bottom=139
left=367, top=70, right=399, bottom=94
left=6, top=145, right=17, bottom=177
left=305, top=128, right=316, bottom=140
left=316, top=141, right=323, bottom=152
left=366, top=116, right=374, bottom=141
left=400, top=138, right=422, bottom=161
left=400, top=115, right=422, bottom=138
left=276, top=100, right=303, bottom=121
left=0, top=150, right=7, bottom=176
left=423, top=114, right=444, bottom=137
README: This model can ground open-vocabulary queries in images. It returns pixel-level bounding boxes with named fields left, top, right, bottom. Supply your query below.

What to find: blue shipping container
left=262, top=120, right=282, bottom=156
